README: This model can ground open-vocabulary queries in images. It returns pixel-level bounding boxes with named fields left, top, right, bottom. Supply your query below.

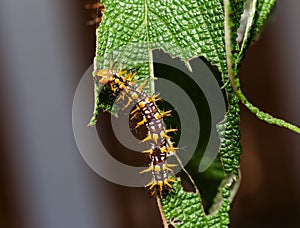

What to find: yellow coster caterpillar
left=94, top=63, right=178, bottom=196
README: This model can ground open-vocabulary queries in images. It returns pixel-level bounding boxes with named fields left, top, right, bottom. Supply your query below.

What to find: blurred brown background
left=0, top=1, right=299, bottom=227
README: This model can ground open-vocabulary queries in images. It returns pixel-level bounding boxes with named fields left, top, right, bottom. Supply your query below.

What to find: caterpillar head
left=94, top=69, right=114, bottom=85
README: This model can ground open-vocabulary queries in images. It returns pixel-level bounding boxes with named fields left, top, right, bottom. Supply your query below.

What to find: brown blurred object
left=85, top=1, right=105, bottom=26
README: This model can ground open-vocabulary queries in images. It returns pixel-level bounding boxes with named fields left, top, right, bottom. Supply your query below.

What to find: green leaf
left=161, top=175, right=239, bottom=228
left=227, top=0, right=246, bottom=58
left=225, top=0, right=300, bottom=134
left=233, top=0, right=258, bottom=67
left=92, top=0, right=243, bottom=227
left=89, top=0, right=290, bottom=227
left=90, top=0, right=230, bottom=125
left=251, top=0, right=277, bottom=42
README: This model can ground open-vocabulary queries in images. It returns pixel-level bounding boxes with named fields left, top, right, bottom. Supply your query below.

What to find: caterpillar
left=94, top=63, right=177, bottom=196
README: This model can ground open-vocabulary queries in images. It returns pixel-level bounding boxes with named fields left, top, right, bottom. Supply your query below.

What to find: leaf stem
left=236, top=86, right=300, bottom=134
left=156, top=196, right=168, bottom=228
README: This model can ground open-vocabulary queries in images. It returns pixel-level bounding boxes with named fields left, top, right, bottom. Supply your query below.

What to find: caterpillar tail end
left=145, top=178, right=177, bottom=198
